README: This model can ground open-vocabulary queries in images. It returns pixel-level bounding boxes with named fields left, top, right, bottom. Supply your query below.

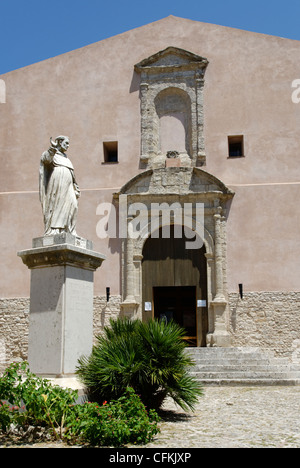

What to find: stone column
left=133, top=254, right=143, bottom=320
left=18, top=234, right=105, bottom=376
left=195, top=76, right=206, bottom=166
left=120, top=218, right=138, bottom=318
left=204, top=253, right=214, bottom=337
left=214, top=212, right=226, bottom=302
left=140, top=81, right=150, bottom=163
left=209, top=211, right=231, bottom=347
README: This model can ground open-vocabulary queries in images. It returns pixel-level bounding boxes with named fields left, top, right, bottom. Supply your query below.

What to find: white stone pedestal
left=207, top=299, right=232, bottom=347
left=18, top=234, right=105, bottom=376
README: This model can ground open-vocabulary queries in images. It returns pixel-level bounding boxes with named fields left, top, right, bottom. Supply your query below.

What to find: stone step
left=188, top=359, right=292, bottom=370
left=186, top=348, right=295, bottom=364
left=185, top=347, right=300, bottom=385
left=195, top=379, right=300, bottom=386
left=189, top=357, right=292, bottom=367
left=190, top=355, right=293, bottom=362
left=186, top=351, right=274, bottom=360
left=190, top=371, right=300, bottom=379
left=192, top=364, right=300, bottom=373
left=186, top=346, right=269, bottom=354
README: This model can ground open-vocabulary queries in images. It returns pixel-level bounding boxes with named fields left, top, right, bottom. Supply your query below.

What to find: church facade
left=1, top=16, right=300, bottom=368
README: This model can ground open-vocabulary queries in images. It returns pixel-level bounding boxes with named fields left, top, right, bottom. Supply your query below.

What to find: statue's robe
left=39, top=150, right=79, bottom=236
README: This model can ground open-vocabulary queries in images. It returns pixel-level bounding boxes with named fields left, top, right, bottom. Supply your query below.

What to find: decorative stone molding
left=114, top=167, right=234, bottom=346
left=18, top=234, right=105, bottom=272
left=134, top=47, right=208, bottom=168
left=167, top=150, right=180, bottom=159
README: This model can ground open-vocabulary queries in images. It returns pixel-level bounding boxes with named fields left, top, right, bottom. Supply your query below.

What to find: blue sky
left=1, top=0, right=300, bottom=74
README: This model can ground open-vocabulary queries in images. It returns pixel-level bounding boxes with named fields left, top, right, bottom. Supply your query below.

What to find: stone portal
left=114, top=166, right=234, bottom=347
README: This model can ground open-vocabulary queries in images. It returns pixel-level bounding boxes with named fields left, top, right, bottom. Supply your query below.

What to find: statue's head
left=50, top=135, right=70, bottom=153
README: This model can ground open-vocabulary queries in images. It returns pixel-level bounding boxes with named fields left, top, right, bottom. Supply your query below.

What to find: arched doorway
left=142, top=225, right=208, bottom=346
left=118, top=166, right=234, bottom=347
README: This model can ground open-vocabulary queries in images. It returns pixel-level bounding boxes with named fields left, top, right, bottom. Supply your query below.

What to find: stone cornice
left=134, top=46, right=208, bottom=74
left=18, top=243, right=106, bottom=271
left=114, top=167, right=234, bottom=200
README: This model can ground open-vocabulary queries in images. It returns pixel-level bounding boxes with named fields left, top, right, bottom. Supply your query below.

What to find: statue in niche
left=39, top=136, right=80, bottom=236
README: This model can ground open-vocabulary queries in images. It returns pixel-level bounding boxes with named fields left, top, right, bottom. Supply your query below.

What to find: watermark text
left=96, top=196, right=205, bottom=250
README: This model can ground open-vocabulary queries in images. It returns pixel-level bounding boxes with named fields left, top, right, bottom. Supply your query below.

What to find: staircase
left=186, top=347, right=300, bottom=386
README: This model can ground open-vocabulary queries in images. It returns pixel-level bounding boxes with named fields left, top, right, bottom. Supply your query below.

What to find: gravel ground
left=1, top=386, right=299, bottom=449
left=144, top=385, right=300, bottom=448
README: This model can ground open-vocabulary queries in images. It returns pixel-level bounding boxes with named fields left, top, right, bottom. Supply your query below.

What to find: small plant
left=76, top=317, right=203, bottom=411
left=0, top=361, right=160, bottom=446
left=0, top=361, right=78, bottom=439
left=65, top=387, right=160, bottom=446
left=0, top=401, right=19, bottom=432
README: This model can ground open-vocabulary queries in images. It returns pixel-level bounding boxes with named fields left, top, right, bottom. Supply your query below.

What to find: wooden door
left=142, top=225, right=208, bottom=346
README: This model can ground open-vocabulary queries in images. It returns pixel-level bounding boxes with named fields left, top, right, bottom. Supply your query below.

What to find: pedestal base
left=207, top=298, right=232, bottom=347
left=18, top=234, right=105, bottom=376
left=120, top=297, right=139, bottom=319
left=206, top=331, right=232, bottom=348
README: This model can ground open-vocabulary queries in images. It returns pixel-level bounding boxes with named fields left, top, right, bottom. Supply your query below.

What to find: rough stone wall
left=229, top=292, right=300, bottom=358
left=0, top=298, right=29, bottom=372
left=1, top=292, right=300, bottom=373
left=93, top=295, right=122, bottom=342
left=0, top=295, right=122, bottom=373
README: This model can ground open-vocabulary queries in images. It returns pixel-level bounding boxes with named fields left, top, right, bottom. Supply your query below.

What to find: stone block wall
left=0, top=298, right=30, bottom=371
left=0, top=295, right=121, bottom=373
left=229, top=292, right=300, bottom=358
left=93, top=295, right=122, bottom=343
left=1, top=292, right=300, bottom=373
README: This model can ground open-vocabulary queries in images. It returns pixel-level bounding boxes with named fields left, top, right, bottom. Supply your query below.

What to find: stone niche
left=134, top=47, right=209, bottom=168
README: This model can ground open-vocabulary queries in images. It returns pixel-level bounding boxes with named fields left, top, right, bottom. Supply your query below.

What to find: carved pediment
left=135, top=47, right=208, bottom=72
left=116, top=168, right=234, bottom=199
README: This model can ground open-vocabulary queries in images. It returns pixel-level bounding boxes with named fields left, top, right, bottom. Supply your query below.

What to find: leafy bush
left=76, top=318, right=203, bottom=411
left=65, top=387, right=160, bottom=446
left=0, top=361, right=78, bottom=439
left=0, top=361, right=160, bottom=446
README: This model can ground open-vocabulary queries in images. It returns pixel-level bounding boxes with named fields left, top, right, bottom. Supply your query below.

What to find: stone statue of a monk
left=39, top=136, right=80, bottom=236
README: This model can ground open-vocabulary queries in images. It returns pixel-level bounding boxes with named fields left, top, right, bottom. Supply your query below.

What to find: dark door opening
left=153, top=286, right=197, bottom=346
left=142, top=225, right=208, bottom=347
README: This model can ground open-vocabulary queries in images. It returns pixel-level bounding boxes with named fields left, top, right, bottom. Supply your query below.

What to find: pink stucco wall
left=1, top=16, right=300, bottom=297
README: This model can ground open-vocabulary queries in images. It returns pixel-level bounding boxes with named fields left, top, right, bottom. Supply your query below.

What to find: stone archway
left=114, top=166, right=234, bottom=347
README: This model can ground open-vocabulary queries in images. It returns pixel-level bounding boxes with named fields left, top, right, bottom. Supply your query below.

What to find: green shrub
left=76, top=317, right=203, bottom=411
left=0, top=361, right=79, bottom=439
left=0, top=401, right=18, bottom=432
left=0, top=361, right=160, bottom=446
left=65, top=387, right=160, bottom=446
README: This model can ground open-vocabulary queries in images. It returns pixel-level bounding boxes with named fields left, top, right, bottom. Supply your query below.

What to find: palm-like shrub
left=76, top=318, right=203, bottom=411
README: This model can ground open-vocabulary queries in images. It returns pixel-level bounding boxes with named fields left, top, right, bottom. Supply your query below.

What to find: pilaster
left=209, top=210, right=231, bottom=347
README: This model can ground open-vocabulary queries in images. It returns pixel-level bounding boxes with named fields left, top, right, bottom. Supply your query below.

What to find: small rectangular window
left=103, top=141, right=118, bottom=163
left=228, top=135, right=244, bottom=157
